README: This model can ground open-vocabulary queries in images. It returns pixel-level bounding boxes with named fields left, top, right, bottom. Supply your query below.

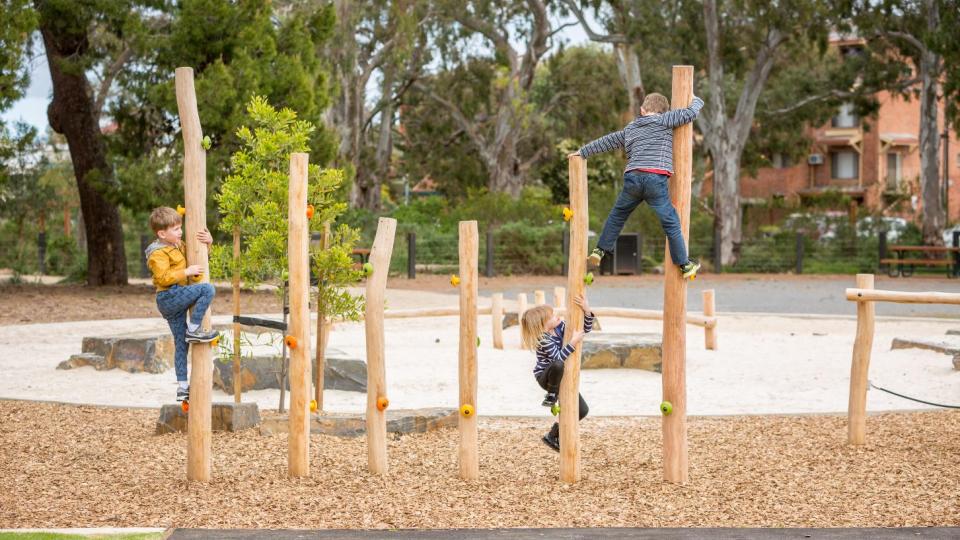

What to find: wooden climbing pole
left=661, top=65, right=694, bottom=484
left=287, top=153, right=311, bottom=477
left=560, top=154, right=588, bottom=483
left=458, top=220, right=479, bottom=480
left=365, top=217, right=396, bottom=475
left=176, top=67, right=213, bottom=483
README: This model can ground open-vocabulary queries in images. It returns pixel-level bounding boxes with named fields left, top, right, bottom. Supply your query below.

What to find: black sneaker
left=541, top=392, right=558, bottom=407
left=176, top=386, right=189, bottom=403
left=680, top=258, right=701, bottom=280
left=541, top=432, right=560, bottom=453
left=587, top=248, right=605, bottom=268
left=185, top=328, right=219, bottom=343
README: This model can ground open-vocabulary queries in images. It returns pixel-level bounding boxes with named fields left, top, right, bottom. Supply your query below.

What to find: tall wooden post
left=232, top=225, right=241, bottom=403
left=176, top=67, right=212, bottom=482
left=661, top=65, right=694, bottom=484
left=491, top=292, right=504, bottom=350
left=534, top=290, right=546, bottom=306
left=366, top=217, right=397, bottom=475
left=554, top=287, right=566, bottom=308
left=702, top=289, right=717, bottom=351
left=561, top=155, right=588, bottom=483
left=315, top=222, right=331, bottom=411
left=458, top=221, right=479, bottom=480
left=288, top=153, right=311, bottom=477
left=848, top=273, right=875, bottom=445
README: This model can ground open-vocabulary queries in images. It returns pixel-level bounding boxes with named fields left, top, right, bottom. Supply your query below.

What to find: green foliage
left=0, top=0, right=36, bottom=122
left=313, top=224, right=365, bottom=322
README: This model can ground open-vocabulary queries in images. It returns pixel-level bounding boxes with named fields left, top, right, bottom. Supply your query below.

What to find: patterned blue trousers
left=156, top=283, right=215, bottom=382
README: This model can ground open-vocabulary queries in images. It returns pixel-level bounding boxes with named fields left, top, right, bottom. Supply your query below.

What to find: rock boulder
left=581, top=333, right=662, bottom=372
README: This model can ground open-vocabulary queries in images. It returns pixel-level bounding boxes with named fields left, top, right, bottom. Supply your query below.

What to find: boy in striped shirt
left=571, top=92, right=704, bottom=279
left=521, top=294, right=595, bottom=452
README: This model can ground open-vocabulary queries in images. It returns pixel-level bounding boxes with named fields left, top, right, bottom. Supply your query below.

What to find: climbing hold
left=377, top=396, right=389, bottom=411
left=362, top=262, right=374, bottom=277
left=562, top=207, right=573, bottom=222
left=201, top=135, right=212, bottom=150
left=176, top=205, right=186, bottom=216
left=460, top=404, right=474, bottom=417
left=310, top=399, right=317, bottom=412
left=477, top=336, right=480, bottom=347
left=660, top=401, right=673, bottom=416
left=584, top=272, right=594, bottom=285
left=211, top=337, right=219, bottom=348
left=550, top=403, right=561, bottom=416
left=284, top=335, right=298, bottom=349
left=450, top=274, right=460, bottom=287
left=306, top=204, right=315, bottom=220
left=181, top=401, right=189, bottom=413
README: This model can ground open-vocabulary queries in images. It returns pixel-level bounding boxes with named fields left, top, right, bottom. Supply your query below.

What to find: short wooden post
left=561, top=155, right=588, bottom=483
left=534, top=290, right=546, bottom=305
left=315, top=222, right=331, bottom=411
left=458, top=221, right=479, bottom=480
left=232, top=225, right=241, bottom=403
left=517, top=293, right=528, bottom=318
left=661, top=65, right=694, bottom=484
left=176, top=67, right=212, bottom=483
left=848, top=273, right=875, bottom=445
left=287, top=153, right=311, bottom=478
left=491, top=292, right=504, bottom=350
left=703, top=289, right=717, bottom=351
left=366, top=217, right=396, bottom=475
left=554, top=287, right=566, bottom=308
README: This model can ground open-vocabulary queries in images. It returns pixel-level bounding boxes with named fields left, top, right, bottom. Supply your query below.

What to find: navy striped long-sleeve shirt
left=533, top=312, right=596, bottom=376
left=578, top=96, right=704, bottom=175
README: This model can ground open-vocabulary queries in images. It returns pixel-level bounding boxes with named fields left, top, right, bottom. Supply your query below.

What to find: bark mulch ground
left=1, top=401, right=957, bottom=529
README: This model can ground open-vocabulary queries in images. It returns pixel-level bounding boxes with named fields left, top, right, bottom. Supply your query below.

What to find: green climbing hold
left=362, top=262, right=374, bottom=277
left=201, top=135, right=212, bottom=150
left=477, top=336, right=480, bottom=347
left=551, top=403, right=561, bottom=416
left=584, top=272, right=594, bottom=285
left=660, top=401, right=673, bottom=416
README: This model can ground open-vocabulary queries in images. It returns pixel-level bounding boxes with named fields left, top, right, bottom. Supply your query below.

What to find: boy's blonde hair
left=642, top=93, right=669, bottom=114
left=520, top=305, right=554, bottom=350
left=149, top=206, right=182, bottom=233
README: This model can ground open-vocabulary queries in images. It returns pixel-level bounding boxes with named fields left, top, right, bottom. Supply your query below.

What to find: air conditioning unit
left=808, top=154, right=824, bottom=165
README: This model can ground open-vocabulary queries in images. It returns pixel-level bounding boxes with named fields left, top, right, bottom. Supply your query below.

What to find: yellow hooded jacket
left=145, top=240, right=202, bottom=292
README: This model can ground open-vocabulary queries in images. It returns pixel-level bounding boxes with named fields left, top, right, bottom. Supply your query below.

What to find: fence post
left=795, top=232, right=804, bottom=274
left=953, top=231, right=959, bottom=277
left=485, top=230, right=494, bottom=278
left=848, top=273, right=875, bottom=445
left=713, top=225, right=722, bottom=273
left=37, top=232, right=47, bottom=275
left=562, top=228, right=570, bottom=276
left=140, top=234, right=150, bottom=278
left=878, top=231, right=887, bottom=273
left=407, top=232, right=416, bottom=279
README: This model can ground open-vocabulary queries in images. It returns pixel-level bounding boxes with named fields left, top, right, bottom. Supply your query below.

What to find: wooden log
left=554, top=287, right=566, bottom=308
left=561, top=154, right=587, bottom=483
left=365, top=217, right=396, bottom=475
left=315, top=222, right=331, bottom=411
left=661, top=65, right=693, bottom=484
left=381, top=306, right=491, bottom=319
left=232, top=225, right=241, bottom=403
left=176, top=67, right=212, bottom=483
left=703, top=289, right=717, bottom=351
left=845, top=288, right=960, bottom=305
left=492, top=293, right=504, bottom=350
left=287, top=153, right=310, bottom=478
left=555, top=307, right=715, bottom=329
left=458, top=221, right=479, bottom=480
left=848, top=274, right=875, bottom=445
left=534, top=290, right=546, bottom=305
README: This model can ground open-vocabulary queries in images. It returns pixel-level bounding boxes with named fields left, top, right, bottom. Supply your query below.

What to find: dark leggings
left=535, top=359, right=589, bottom=438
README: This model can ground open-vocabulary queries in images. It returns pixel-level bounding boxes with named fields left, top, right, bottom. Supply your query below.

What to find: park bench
left=880, top=244, right=959, bottom=278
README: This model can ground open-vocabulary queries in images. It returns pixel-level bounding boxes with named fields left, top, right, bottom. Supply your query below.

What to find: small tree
left=211, top=96, right=363, bottom=411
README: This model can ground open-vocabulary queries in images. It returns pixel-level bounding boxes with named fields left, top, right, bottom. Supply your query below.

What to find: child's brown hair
left=520, top=305, right=554, bottom=350
left=642, top=93, right=669, bottom=114
left=149, top=206, right=182, bottom=233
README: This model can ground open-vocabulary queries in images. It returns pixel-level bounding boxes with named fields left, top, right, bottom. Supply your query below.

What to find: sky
left=1, top=14, right=598, bottom=134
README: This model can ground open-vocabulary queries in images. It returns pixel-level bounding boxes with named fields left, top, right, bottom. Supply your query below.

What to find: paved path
left=168, top=528, right=959, bottom=539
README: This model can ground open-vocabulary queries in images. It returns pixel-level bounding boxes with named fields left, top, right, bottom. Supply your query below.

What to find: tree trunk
left=713, top=150, right=743, bottom=265
left=614, top=43, right=644, bottom=117
left=919, top=2, right=943, bottom=245
left=38, top=8, right=127, bottom=286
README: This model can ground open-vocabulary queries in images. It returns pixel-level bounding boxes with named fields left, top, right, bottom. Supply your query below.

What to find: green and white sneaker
left=587, top=248, right=605, bottom=268
left=680, top=258, right=701, bottom=280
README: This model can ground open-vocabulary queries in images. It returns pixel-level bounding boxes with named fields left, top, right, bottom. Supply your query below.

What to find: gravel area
left=1, top=401, right=957, bottom=529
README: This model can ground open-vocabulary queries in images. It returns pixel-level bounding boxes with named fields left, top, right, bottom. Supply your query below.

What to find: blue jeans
left=597, top=171, right=688, bottom=266
left=156, top=283, right=215, bottom=382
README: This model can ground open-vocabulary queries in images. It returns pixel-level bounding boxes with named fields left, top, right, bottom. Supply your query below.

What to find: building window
left=830, top=150, right=859, bottom=179
left=771, top=153, right=792, bottom=169
left=831, top=103, right=859, bottom=128
left=886, top=152, right=902, bottom=189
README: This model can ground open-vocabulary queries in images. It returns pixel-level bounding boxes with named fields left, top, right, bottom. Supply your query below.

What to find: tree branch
left=93, top=46, right=132, bottom=120
left=766, top=77, right=921, bottom=115
left=559, top=0, right=626, bottom=43
left=413, top=81, right=492, bottom=162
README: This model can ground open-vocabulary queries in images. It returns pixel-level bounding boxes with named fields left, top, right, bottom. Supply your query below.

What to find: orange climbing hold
left=306, top=204, right=315, bottom=219
left=181, top=401, right=189, bottom=413
left=376, top=396, right=389, bottom=411
left=284, top=335, right=298, bottom=349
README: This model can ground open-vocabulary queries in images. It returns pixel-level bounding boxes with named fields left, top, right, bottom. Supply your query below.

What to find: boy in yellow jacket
left=145, top=206, right=218, bottom=404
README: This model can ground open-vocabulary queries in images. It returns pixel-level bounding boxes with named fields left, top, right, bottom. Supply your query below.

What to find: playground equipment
left=365, top=217, right=397, bottom=475
left=845, top=273, right=960, bottom=445
left=287, top=152, right=311, bottom=477
left=176, top=67, right=213, bottom=482
left=458, top=221, right=479, bottom=480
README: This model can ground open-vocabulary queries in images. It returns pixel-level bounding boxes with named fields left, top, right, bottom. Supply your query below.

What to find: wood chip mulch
left=1, top=401, right=957, bottom=529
